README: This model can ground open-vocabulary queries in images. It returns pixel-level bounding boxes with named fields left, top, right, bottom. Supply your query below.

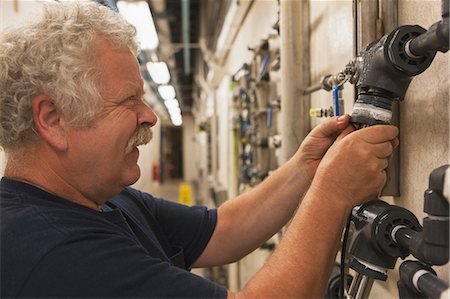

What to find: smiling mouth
left=125, top=124, right=153, bottom=154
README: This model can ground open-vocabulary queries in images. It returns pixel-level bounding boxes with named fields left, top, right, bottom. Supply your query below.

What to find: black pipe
left=394, top=227, right=425, bottom=261
left=399, top=260, right=449, bottom=299
left=394, top=218, right=449, bottom=266
left=442, top=0, right=449, bottom=18
left=408, top=18, right=449, bottom=57
left=407, top=0, right=449, bottom=57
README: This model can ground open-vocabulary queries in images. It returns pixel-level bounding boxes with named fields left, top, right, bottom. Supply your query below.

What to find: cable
left=340, top=213, right=352, bottom=298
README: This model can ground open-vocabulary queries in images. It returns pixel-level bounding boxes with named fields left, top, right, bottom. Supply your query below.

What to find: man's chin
left=123, top=167, right=141, bottom=188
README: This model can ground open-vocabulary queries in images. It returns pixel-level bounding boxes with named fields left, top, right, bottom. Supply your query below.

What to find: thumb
left=334, top=124, right=356, bottom=143
left=310, top=114, right=351, bottom=139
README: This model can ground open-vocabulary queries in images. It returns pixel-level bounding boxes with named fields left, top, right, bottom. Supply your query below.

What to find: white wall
left=215, top=76, right=230, bottom=189
left=216, top=0, right=280, bottom=290
left=309, top=0, right=354, bottom=127
left=182, top=114, right=197, bottom=182
left=225, top=1, right=279, bottom=75
left=0, top=0, right=47, bottom=29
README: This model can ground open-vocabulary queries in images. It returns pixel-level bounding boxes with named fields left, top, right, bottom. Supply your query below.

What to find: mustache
left=125, top=123, right=153, bottom=154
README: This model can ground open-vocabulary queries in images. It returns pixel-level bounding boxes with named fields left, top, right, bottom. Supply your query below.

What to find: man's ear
left=32, top=94, right=68, bottom=152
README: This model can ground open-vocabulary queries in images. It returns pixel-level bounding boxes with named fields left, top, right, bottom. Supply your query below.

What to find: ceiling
left=97, top=0, right=229, bottom=115
left=150, top=0, right=228, bottom=111
left=155, top=0, right=200, bottom=109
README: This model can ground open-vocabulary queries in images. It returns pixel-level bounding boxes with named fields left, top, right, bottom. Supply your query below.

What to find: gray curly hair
left=0, top=1, right=139, bottom=151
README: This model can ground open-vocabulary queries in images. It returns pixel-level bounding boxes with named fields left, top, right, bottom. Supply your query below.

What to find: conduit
left=182, top=0, right=191, bottom=75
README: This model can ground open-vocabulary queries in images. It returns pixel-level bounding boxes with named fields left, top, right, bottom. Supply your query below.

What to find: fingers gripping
left=354, top=125, right=399, bottom=144
left=373, top=142, right=394, bottom=159
left=353, top=125, right=399, bottom=166
left=314, top=124, right=398, bottom=206
left=336, top=125, right=398, bottom=159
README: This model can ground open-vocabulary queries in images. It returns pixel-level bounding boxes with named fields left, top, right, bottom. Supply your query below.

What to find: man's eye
left=121, top=96, right=138, bottom=105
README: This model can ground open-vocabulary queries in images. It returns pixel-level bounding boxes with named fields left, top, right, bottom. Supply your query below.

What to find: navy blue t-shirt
left=0, top=177, right=227, bottom=298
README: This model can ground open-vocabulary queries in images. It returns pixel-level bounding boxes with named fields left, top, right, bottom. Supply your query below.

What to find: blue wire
left=332, top=85, right=341, bottom=116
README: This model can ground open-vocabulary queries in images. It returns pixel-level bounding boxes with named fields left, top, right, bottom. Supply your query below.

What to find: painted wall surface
left=309, top=0, right=354, bottom=128
left=216, top=77, right=231, bottom=188
left=225, top=0, right=279, bottom=75
left=217, top=0, right=279, bottom=290
left=182, top=114, right=197, bottom=182
left=0, top=0, right=46, bottom=29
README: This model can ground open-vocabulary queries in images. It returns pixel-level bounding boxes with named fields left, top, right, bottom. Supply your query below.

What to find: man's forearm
left=194, top=155, right=312, bottom=267
left=230, top=187, right=350, bottom=298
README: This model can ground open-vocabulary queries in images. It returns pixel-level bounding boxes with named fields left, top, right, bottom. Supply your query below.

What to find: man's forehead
left=93, top=39, right=144, bottom=97
left=103, top=81, right=144, bottom=98
left=121, top=82, right=145, bottom=94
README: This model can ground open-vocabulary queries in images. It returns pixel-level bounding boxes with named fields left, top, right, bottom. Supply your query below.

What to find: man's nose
left=138, top=100, right=158, bottom=127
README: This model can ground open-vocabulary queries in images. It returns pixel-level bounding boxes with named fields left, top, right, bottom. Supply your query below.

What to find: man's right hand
left=310, top=125, right=399, bottom=210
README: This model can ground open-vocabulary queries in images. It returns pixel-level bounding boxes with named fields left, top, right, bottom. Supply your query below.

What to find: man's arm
left=193, top=115, right=354, bottom=267
left=229, top=125, right=399, bottom=298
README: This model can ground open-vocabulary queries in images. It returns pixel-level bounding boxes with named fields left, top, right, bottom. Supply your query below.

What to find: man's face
left=64, top=38, right=157, bottom=204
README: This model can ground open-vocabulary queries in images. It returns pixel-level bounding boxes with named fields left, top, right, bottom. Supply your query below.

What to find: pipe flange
left=387, top=25, right=435, bottom=76
left=374, top=208, right=421, bottom=259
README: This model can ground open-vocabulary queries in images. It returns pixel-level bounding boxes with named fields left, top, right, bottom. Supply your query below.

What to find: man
left=0, top=1, right=398, bottom=298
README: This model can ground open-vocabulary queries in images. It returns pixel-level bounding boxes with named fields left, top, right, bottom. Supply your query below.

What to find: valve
left=350, top=10, right=449, bottom=128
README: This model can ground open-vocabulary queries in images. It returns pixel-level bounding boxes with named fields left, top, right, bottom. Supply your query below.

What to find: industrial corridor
left=0, top=0, right=448, bottom=298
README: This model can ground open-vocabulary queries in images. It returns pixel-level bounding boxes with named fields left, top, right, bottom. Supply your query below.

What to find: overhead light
left=168, top=106, right=181, bottom=116
left=171, top=114, right=183, bottom=126
left=146, top=61, right=171, bottom=84
left=117, top=1, right=159, bottom=50
left=158, top=85, right=176, bottom=100
left=164, top=98, right=179, bottom=110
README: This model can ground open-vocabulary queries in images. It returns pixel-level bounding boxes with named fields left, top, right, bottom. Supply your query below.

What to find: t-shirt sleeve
left=129, top=188, right=218, bottom=268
